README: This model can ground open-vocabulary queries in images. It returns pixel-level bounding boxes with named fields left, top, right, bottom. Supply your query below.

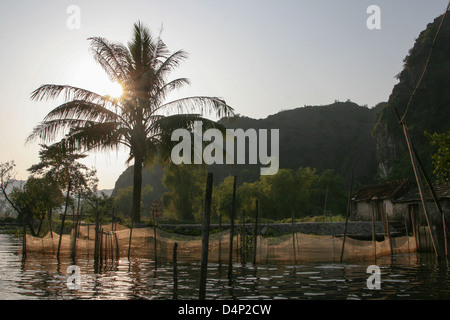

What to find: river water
left=1, top=232, right=449, bottom=300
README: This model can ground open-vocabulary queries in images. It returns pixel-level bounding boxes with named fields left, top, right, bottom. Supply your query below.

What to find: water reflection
left=1, top=232, right=449, bottom=300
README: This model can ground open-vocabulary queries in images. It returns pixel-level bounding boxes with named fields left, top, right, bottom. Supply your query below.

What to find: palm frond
left=157, top=96, right=235, bottom=119
left=65, top=121, right=131, bottom=152
left=152, top=49, right=189, bottom=83
left=26, top=119, right=93, bottom=144
left=88, top=37, right=130, bottom=83
left=43, top=100, right=120, bottom=123
left=30, top=84, right=114, bottom=105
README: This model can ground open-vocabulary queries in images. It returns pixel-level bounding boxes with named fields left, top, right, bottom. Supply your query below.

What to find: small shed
left=393, top=183, right=450, bottom=226
left=351, top=179, right=414, bottom=221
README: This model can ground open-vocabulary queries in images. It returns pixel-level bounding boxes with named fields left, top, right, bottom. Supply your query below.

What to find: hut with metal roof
left=351, top=179, right=414, bottom=221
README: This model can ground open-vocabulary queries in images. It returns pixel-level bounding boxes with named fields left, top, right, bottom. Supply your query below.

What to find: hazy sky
left=0, top=0, right=448, bottom=190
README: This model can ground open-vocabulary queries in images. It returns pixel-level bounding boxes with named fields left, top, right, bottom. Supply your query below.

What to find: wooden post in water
left=218, top=212, right=222, bottom=264
left=404, top=215, right=410, bottom=254
left=291, top=208, right=297, bottom=265
left=152, top=208, right=158, bottom=270
left=173, top=242, right=178, bottom=300
left=413, top=144, right=449, bottom=260
left=94, top=200, right=100, bottom=271
left=240, top=209, right=245, bottom=265
left=71, top=196, right=82, bottom=262
left=99, top=229, right=104, bottom=270
left=104, top=229, right=108, bottom=267
left=253, top=200, right=259, bottom=265
left=57, top=180, right=72, bottom=260
left=409, top=205, right=418, bottom=251
left=227, top=176, right=237, bottom=283
left=266, top=216, right=270, bottom=263
left=114, top=232, right=120, bottom=261
left=127, top=220, right=133, bottom=261
left=383, top=202, right=393, bottom=255
left=199, top=172, right=213, bottom=300
left=340, top=165, right=354, bottom=263
left=371, top=201, right=377, bottom=260
left=394, top=109, right=440, bottom=257
left=22, top=214, right=27, bottom=261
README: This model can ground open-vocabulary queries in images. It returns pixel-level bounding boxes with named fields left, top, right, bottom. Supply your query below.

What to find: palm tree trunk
left=131, top=153, right=143, bottom=223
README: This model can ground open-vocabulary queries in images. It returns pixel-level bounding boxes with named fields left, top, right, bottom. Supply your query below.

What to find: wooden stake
left=405, top=215, right=410, bottom=254
left=340, top=165, right=354, bottom=263
left=240, top=210, right=245, bottom=265
left=22, top=214, right=27, bottom=261
left=173, top=242, right=178, bottom=300
left=153, top=208, right=158, bottom=270
left=199, top=172, right=213, bottom=300
left=218, top=212, right=222, bottom=265
left=394, top=109, right=440, bottom=257
left=227, top=176, right=237, bottom=283
left=371, top=201, right=377, bottom=260
left=253, top=200, right=259, bottom=265
left=114, top=232, right=120, bottom=261
left=127, top=221, right=133, bottom=261
left=57, top=180, right=72, bottom=260
left=383, top=202, right=393, bottom=255
left=291, top=208, right=297, bottom=265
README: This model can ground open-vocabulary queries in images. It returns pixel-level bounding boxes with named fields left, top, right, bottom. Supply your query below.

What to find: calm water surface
left=1, top=232, right=449, bottom=300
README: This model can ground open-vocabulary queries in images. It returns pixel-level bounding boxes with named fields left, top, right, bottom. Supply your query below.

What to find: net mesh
left=22, top=224, right=416, bottom=264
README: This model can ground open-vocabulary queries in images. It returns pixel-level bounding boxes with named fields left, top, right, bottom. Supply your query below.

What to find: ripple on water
left=0, top=233, right=450, bottom=299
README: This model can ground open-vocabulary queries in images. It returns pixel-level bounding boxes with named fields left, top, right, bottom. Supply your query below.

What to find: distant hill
left=112, top=12, right=450, bottom=201
left=112, top=101, right=381, bottom=198
left=373, top=13, right=450, bottom=180
left=213, top=101, right=380, bottom=185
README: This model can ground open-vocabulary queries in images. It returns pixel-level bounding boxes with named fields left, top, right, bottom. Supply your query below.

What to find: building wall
left=353, top=199, right=409, bottom=222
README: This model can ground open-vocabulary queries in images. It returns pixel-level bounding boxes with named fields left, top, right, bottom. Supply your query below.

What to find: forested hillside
left=373, top=13, right=450, bottom=180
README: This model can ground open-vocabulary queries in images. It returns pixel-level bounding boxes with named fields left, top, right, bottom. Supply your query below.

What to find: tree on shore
left=27, top=22, right=234, bottom=223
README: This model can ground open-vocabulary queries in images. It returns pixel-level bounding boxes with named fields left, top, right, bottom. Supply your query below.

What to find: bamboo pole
left=99, top=229, right=104, bottom=270
left=22, top=214, right=27, bottom=261
left=266, top=216, right=270, bottom=264
left=71, top=195, right=82, bottom=262
left=127, top=220, right=133, bottom=261
left=199, top=172, right=213, bottom=300
left=371, top=201, right=377, bottom=260
left=291, top=208, right=297, bottom=265
left=383, top=202, right=393, bottom=255
left=412, top=144, right=449, bottom=260
left=227, top=175, right=237, bottom=283
left=253, top=200, right=259, bottom=265
left=410, top=205, right=419, bottom=251
left=153, top=208, right=158, bottom=270
left=173, top=242, right=178, bottom=300
left=340, top=165, right=354, bottom=262
left=218, top=212, right=222, bottom=265
left=114, top=232, right=120, bottom=261
left=57, top=180, right=72, bottom=260
left=94, top=201, right=100, bottom=271
left=238, top=210, right=247, bottom=265
left=394, top=109, right=440, bottom=257
left=405, top=215, right=410, bottom=254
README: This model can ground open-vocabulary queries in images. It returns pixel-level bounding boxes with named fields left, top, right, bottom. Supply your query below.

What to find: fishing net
left=22, top=224, right=417, bottom=264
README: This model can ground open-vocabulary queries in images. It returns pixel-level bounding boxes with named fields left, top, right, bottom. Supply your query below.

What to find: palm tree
left=27, top=22, right=234, bottom=222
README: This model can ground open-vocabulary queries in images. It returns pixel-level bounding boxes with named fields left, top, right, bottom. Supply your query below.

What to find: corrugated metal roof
left=393, top=183, right=450, bottom=203
left=352, top=178, right=413, bottom=201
